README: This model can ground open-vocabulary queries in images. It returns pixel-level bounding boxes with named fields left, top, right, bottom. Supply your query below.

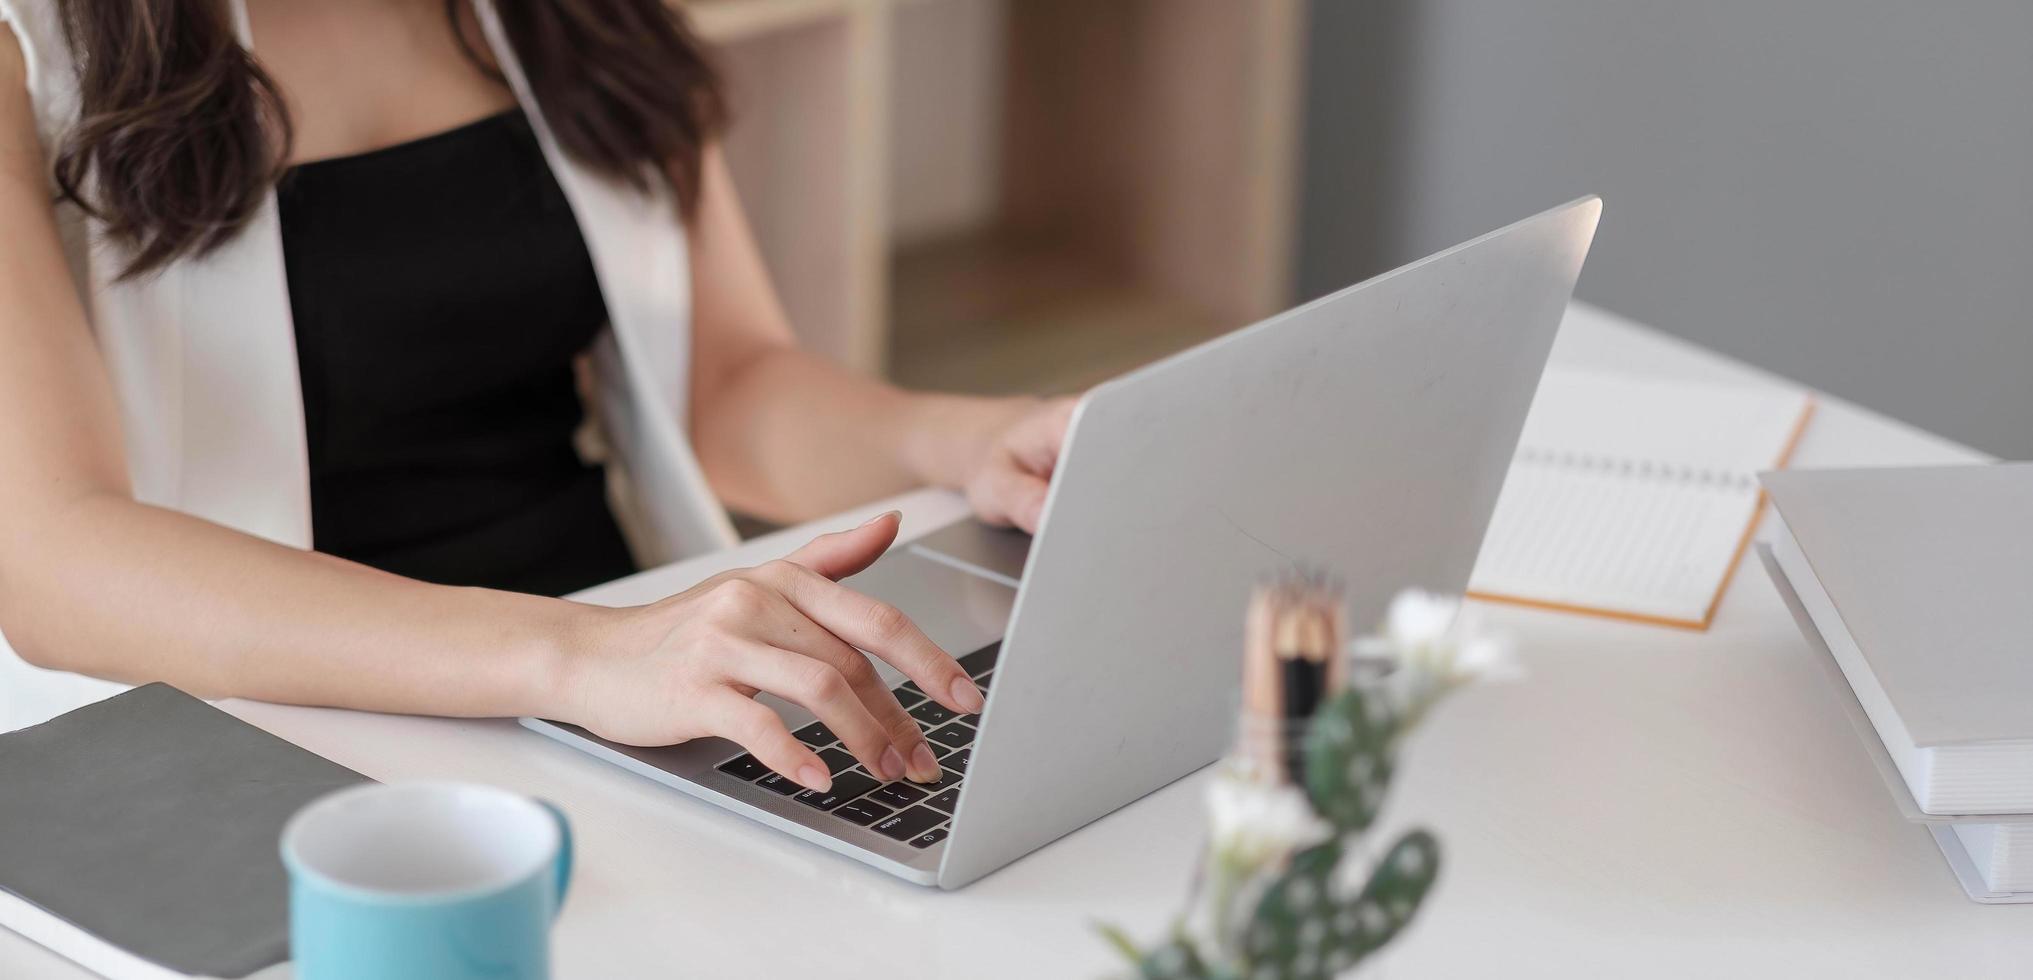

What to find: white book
left=1764, top=464, right=2033, bottom=815
left=1759, top=542, right=2033, bottom=904
left=1953, top=823, right=2033, bottom=894
left=1469, top=367, right=1814, bottom=629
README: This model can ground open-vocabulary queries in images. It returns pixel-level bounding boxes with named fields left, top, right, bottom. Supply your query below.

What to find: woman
left=0, top=0, right=1073, bottom=793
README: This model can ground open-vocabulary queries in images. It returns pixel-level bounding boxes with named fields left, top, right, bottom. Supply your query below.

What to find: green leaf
left=1239, top=830, right=1443, bottom=979
left=1301, top=687, right=1398, bottom=833
left=1238, top=841, right=1343, bottom=978
left=1342, top=829, right=1442, bottom=962
left=1096, top=922, right=1146, bottom=967
left=1133, top=935, right=1213, bottom=980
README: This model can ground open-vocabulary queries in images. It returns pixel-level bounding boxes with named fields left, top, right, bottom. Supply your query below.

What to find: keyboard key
left=924, top=787, right=960, bottom=814
left=926, top=723, right=975, bottom=750
left=757, top=773, right=803, bottom=796
left=973, top=671, right=993, bottom=690
left=833, top=799, right=894, bottom=826
left=871, top=783, right=927, bottom=808
left=793, top=722, right=836, bottom=747
left=928, top=742, right=954, bottom=759
left=873, top=806, right=947, bottom=843
left=955, top=714, right=981, bottom=727
left=909, top=701, right=956, bottom=727
left=909, top=827, right=949, bottom=849
left=715, top=754, right=768, bottom=781
left=892, top=689, right=926, bottom=710
left=941, top=748, right=971, bottom=775
left=817, top=747, right=858, bottom=775
left=912, top=768, right=959, bottom=792
left=957, top=642, right=1000, bottom=676
left=897, top=681, right=923, bottom=697
left=794, top=771, right=879, bottom=812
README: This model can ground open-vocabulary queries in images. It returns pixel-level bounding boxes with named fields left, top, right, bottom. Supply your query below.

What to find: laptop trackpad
left=905, top=519, right=1031, bottom=588
left=839, top=547, right=1014, bottom=679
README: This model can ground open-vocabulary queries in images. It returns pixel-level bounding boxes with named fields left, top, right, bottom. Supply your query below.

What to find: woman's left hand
left=961, top=396, right=1077, bottom=533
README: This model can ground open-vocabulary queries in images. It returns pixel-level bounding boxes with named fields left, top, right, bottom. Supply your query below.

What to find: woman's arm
left=0, top=26, right=569, bottom=716
left=685, top=148, right=1073, bottom=530
left=0, top=31, right=964, bottom=788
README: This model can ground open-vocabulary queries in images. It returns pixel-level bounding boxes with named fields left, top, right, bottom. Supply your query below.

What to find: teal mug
left=281, top=781, right=572, bottom=980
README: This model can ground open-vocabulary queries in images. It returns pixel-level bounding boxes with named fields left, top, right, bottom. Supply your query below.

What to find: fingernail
left=910, top=743, right=941, bottom=782
left=878, top=745, right=906, bottom=781
left=859, top=510, right=901, bottom=528
left=950, top=676, right=986, bottom=713
left=797, top=764, right=831, bottom=792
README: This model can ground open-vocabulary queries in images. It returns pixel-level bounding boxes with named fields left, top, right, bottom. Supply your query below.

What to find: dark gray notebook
left=0, top=684, right=368, bottom=978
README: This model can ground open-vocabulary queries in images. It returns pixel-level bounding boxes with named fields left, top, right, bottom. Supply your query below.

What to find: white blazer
left=0, top=0, right=738, bottom=567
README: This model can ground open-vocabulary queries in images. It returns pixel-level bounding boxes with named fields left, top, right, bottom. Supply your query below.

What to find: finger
left=724, top=638, right=903, bottom=785
left=968, top=463, right=1050, bottom=533
left=713, top=693, right=832, bottom=792
left=758, top=602, right=941, bottom=782
left=783, top=511, right=901, bottom=581
left=760, top=561, right=985, bottom=716
left=1007, top=397, right=1078, bottom=476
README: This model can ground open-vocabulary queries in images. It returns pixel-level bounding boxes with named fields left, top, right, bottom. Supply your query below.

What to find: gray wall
left=1298, top=0, right=2033, bottom=458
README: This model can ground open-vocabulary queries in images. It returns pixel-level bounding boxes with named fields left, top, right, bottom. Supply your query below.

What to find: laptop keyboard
left=713, top=641, right=999, bottom=850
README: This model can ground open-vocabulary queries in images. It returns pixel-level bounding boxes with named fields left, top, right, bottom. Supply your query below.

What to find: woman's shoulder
left=0, top=1, right=60, bottom=59
left=0, top=0, right=81, bottom=136
left=3, top=3, right=92, bottom=288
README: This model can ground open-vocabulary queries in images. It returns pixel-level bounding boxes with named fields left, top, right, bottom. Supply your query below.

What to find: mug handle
left=537, top=799, right=574, bottom=916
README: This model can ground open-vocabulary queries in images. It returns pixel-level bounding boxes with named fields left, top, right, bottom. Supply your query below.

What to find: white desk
left=3, top=303, right=2027, bottom=978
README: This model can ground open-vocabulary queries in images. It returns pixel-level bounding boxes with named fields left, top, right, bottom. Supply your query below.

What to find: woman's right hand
left=557, top=511, right=982, bottom=792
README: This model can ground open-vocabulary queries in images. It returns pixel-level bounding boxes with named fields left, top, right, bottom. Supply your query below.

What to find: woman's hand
left=961, top=396, right=1077, bottom=533
left=559, top=511, right=980, bottom=791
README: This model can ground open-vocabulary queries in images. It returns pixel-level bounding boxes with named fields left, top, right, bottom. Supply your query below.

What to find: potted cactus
left=1100, top=589, right=1516, bottom=980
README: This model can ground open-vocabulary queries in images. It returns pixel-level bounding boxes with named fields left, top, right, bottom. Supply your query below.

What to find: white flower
left=1384, top=589, right=1461, bottom=651
left=1451, top=630, right=1523, bottom=682
left=1348, top=633, right=1397, bottom=666
left=1206, top=771, right=1330, bottom=867
left=1357, top=588, right=1524, bottom=687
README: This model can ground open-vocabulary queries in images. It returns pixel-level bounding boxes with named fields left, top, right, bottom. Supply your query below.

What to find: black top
left=277, top=109, right=637, bottom=596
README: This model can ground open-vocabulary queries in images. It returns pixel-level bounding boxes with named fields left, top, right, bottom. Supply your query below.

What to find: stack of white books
left=1760, top=462, right=2033, bottom=904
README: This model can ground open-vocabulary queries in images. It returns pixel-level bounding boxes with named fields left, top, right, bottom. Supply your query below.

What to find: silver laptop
left=523, top=197, right=1601, bottom=888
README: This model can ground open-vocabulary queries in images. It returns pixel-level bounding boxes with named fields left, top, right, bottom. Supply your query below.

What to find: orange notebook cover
left=1467, top=368, right=1815, bottom=630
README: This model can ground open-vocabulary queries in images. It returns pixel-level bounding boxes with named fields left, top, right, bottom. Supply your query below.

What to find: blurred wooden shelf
left=689, top=0, right=854, bottom=42
left=687, top=0, right=1306, bottom=390
left=889, top=232, right=1233, bottom=396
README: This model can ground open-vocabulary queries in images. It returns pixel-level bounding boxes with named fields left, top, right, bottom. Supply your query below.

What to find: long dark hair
left=51, top=0, right=726, bottom=279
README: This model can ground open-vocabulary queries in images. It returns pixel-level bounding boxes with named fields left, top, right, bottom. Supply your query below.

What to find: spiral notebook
left=1468, top=367, right=1814, bottom=630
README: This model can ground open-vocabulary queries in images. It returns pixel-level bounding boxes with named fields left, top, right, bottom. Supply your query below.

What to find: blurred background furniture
left=1299, top=0, right=2033, bottom=459
left=690, top=0, right=2033, bottom=458
left=688, top=0, right=1306, bottom=394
